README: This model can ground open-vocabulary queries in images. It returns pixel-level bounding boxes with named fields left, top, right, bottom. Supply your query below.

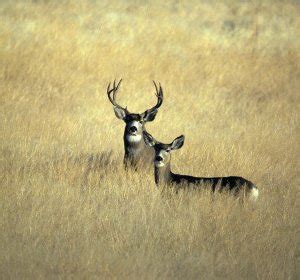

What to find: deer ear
left=143, top=131, right=156, bottom=147
left=113, top=107, right=127, bottom=120
left=141, top=109, right=158, bottom=122
left=171, top=135, right=185, bottom=150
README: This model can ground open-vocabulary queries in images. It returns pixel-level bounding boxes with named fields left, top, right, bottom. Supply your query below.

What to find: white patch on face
left=249, top=187, right=259, bottom=201
left=154, top=161, right=165, bottom=168
left=129, top=120, right=140, bottom=128
left=126, top=134, right=142, bottom=143
left=154, top=151, right=168, bottom=168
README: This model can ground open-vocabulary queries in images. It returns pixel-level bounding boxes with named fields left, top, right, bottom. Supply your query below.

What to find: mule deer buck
left=107, top=80, right=163, bottom=169
left=143, top=131, right=259, bottom=201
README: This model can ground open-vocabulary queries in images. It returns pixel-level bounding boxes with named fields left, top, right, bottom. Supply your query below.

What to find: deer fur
left=143, top=131, right=259, bottom=201
left=107, top=80, right=164, bottom=169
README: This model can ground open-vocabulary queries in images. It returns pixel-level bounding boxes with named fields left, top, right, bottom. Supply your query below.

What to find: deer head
left=107, top=80, right=163, bottom=143
left=143, top=131, right=185, bottom=168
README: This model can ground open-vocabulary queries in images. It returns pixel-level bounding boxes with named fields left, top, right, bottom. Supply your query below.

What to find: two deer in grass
left=107, top=80, right=259, bottom=201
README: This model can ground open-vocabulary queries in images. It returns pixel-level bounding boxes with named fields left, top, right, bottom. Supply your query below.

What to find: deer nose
left=155, top=156, right=163, bottom=162
left=129, top=126, right=137, bottom=133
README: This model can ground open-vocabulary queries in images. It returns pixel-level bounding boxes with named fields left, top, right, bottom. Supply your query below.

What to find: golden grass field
left=0, top=0, right=299, bottom=279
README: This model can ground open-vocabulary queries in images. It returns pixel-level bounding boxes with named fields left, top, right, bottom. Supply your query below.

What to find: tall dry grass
left=0, top=0, right=299, bottom=279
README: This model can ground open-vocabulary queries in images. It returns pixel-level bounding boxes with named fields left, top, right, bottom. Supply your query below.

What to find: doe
left=143, top=131, right=259, bottom=201
left=107, top=80, right=164, bottom=169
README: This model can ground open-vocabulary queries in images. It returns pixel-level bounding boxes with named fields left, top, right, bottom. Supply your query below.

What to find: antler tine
left=107, top=82, right=111, bottom=94
left=113, top=79, right=122, bottom=101
left=159, top=82, right=163, bottom=95
left=107, top=82, right=114, bottom=104
left=153, top=80, right=158, bottom=95
left=153, top=81, right=163, bottom=97
left=106, top=79, right=126, bottom=111
left=149, top=80, right=164, bottom=111
left=117, top=79, right=122, bottom=89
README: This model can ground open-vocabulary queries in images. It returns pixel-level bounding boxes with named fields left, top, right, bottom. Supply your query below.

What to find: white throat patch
left=126, top=134, right=142, bottom=143
left=250, top=188, right=259, bottom=202
left=155, top=161, right=165, bottom=168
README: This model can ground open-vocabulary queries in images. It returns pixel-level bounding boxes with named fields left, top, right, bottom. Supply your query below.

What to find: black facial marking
left=155, top=143, right=171, bottom=152
left=124, top=113, right=143, bottom=123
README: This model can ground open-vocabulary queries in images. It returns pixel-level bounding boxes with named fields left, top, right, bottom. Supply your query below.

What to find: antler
left=107, top=79, right=129, bottom=113
left=148, top=81, right=163, bottom=112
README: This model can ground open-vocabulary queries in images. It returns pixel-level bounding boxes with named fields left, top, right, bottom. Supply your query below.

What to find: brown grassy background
left=0, top=0, right=299, bottom=279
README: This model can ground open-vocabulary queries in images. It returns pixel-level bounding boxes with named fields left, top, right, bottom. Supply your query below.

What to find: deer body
left=107, top=80, right=163, bottom=169
left=155, top=165, right=257, bottom=198
left=144, top=132, right=259, bottom=201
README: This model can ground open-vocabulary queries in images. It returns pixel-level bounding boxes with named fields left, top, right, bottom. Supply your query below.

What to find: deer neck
left=124, top=132, right=145, bottom=151
left=155, top=163, right=172, bottom=185
left=124, top=131, right=152, bottom=165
